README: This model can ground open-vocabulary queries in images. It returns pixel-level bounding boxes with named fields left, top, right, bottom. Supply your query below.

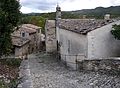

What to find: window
left=22, top=32, right=25, bottom=37
left=68, top=40, right=70, bottom=53
left=37, top=29, right=40, bottom=33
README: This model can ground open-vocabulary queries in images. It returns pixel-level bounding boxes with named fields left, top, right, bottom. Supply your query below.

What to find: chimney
left=104, top=14, right=110, bottom=20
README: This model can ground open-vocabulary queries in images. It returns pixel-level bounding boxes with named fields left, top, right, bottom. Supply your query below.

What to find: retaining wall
left=77, top=58, right=120, bottom=73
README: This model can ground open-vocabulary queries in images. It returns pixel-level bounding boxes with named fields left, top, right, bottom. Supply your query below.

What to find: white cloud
left=20, top=6, right=40, bottom=13
left=60, top=0, right=120, bottom=11
left=20, top=6, right=54, bottom=13
left=20, top=0, right=120, bottom=13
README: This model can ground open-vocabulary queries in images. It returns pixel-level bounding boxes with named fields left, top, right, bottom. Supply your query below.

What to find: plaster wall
left=88, top=20, right=120, bottom=59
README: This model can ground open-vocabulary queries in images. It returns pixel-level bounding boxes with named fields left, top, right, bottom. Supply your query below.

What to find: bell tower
left=55, top=4, right=61, bottom=55
left=56, top=4, right=61, bottom=20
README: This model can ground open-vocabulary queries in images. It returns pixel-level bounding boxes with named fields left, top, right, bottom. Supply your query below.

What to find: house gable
left=87, top=20, right=120, bottom=59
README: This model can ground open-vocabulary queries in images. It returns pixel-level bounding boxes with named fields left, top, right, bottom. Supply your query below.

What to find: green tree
left=0, top=0, right=21, bottom=57
left=21, top=16, right=46, bottom=33
left=111, top=24, right=120, bottom=40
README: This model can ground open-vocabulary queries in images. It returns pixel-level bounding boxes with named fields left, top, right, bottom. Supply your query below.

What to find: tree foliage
left=0, top=0, right=21, bottom=56
left=111, top=24, right=120, bottom=40
left=21, top=16, right=46, bottom=33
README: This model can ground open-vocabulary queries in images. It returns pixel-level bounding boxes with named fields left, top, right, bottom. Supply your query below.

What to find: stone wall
left=15, top=43, right=29, bottom=58
left=77, top=58, right=120, bottom=73
left=45, top=20, right=57, bottom=53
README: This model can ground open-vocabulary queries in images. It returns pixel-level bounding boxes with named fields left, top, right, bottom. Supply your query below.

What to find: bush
left=0, top=58, right=22, bottom=67
left=0, top=77, right=22, bottom=88
left=111, top=24, right=120, bottom=40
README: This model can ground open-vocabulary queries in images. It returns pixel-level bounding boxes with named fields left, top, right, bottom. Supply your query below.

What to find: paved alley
left=26, top=52, right=120, bottom=88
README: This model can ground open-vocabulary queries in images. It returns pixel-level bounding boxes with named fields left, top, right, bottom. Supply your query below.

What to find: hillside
left=25, top=5, right=120, bottom=19
left=71, top=6, right=120, bottom=18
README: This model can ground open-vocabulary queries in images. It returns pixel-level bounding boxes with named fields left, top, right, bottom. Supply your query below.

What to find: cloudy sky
left=20, top=0, right=120, bottom=13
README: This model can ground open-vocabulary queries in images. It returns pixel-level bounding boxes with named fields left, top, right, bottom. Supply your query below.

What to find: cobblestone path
left=29, top=53, right=120, bottom=88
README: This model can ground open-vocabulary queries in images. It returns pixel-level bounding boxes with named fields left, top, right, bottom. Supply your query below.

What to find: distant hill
left=71, top=6, right=120, bottom=19
left=24, top=6, right=120, bottom=19
left=22, top=6, right=120, bottom=33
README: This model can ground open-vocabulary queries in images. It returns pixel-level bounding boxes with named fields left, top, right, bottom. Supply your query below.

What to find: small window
left=37, top=29, right=40, bottom=33
left=68, top=40, right=70, bottom=53
left=22, top=32, right=25, bottom=37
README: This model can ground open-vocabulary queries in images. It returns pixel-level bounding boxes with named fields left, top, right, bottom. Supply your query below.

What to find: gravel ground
left=29, top=52, right=120, bottom=88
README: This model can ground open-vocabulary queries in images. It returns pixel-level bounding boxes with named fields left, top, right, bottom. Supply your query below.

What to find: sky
left=20, top=0, right=120, bottom=13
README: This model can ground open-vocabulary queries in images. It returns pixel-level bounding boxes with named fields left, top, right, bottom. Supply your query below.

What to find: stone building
left=45, top=5, right=120, bottom=69
left=12, top=36, right=30, bottom=58
left=21, top=24, right=42, bottom=53
left=104, top=14, right=110, bottom=20
left=12, top=24, right=41, bottom=57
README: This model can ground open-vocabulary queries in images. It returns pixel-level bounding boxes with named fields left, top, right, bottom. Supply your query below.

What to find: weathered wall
left=36, top=28, right=42, bottom=50
left=28, top=33, right=37, bottom=53
left=15, top=44, right=29, bottom=58
left=77, top=58, right=120, bottom=73
left=88, top=20, right=120, bottom=59
left=59, top=29, right=87, bottom=69
left=45, top=20, right=57, bottom=53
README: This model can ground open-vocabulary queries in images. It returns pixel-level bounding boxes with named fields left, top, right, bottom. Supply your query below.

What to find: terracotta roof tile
left=59, top=19, right=114, bottom=34
left=46, top=19, right=115, bottom=35
left=22, top=24, right=41, bottom=29
left=19, top=27, right=36, bottom=34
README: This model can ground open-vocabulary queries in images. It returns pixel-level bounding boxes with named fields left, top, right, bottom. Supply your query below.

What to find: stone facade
left=21, top=24, right=42, bottom=53
left=12, top=36, right=29, bottom=58
left=14, top=43, right=29, bottom=58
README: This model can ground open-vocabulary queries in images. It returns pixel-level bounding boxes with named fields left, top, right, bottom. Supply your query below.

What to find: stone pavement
left=18, top=59, right=33, bottom=88
left=25, top=52, right=120, bottom=88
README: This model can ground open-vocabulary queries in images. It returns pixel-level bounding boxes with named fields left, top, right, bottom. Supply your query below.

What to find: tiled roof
left=12, top=36, right=29, bottom=47
left=12, top=24, right=40, bottom=36
left=46, top=19, right=116, bottom=34
left=58, top=19, right=114, bottom=34
left=22, top=24, right=41, bottom=29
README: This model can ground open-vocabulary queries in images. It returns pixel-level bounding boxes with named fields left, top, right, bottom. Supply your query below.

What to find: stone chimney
left=55, top=4, right=61, bottom=50
left=56, top=4, right=61, bottom=20
left=104, top=14, right=110, bottom=20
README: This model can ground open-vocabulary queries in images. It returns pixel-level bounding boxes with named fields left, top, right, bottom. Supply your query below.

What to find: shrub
left=0, top=58, right=22, bottom=67
left=111, top=24, right=120, bottom=40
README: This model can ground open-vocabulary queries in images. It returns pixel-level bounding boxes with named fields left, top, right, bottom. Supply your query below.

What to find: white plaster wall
left=59, top=29, right=87, bottom=69
left=88, top=20, right=120, bottom=59
left=56, top=26, right=61, bottom=44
